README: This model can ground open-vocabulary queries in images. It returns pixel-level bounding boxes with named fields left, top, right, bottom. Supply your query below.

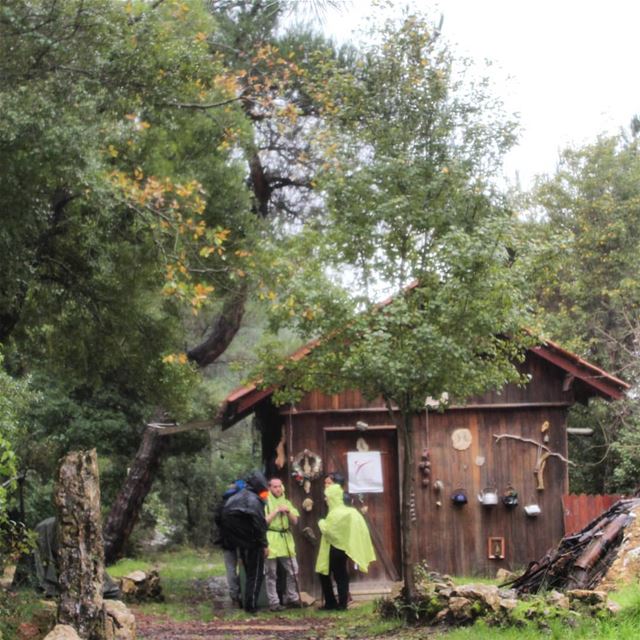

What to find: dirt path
left=135, top=610, right=337, bottom=640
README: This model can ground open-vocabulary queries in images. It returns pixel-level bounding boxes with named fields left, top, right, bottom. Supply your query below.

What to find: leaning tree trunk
left=55, top=449, right=106, bottom=640
left=103, top=284, right=248, bottom=564
left=103, top=425, right=167, bottom=565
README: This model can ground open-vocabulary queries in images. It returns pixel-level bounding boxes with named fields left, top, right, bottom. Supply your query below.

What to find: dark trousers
left=318, top=546, right=349, bottom=609
left=239, top=546, right=265, bottom=612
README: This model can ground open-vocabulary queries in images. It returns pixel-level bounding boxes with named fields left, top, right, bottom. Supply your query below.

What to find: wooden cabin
left=220, top=338, right=628, bottom=596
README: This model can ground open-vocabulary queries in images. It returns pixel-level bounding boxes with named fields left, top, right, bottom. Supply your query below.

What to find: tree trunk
left=103, top=285, right=248, bottom=564
left=103, top=425, right=167, bottom=565
left=55, top=449, right=106, bottom=640
left=400, top=408, right=417, bottom=600
left=385, top=398, right=417, bottom=601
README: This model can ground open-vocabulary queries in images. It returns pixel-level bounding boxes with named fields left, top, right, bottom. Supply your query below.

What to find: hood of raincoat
left=246, top=470, right=268, bottom=495
left=315, top=484, right=376, bottom=575
left=325, top=483, right=344, bottom=511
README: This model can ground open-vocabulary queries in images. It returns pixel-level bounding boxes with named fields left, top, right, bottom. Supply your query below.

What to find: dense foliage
left=0, top=0, right=255, bottom=534
left=522, top=130, right=640, bottom=493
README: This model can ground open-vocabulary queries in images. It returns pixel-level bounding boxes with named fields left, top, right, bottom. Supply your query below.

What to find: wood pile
left=506, top=498, right=640, bottom=594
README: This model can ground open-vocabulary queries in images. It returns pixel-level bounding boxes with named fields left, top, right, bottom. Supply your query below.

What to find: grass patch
left=443, top=616, right=640, bottom=640
left=108, top=547, right=226, bottom=622
left=451, top=575, right=500, bottom=586
left=105, top=548, right=640, bottom=638
left=107, top=557, right=154, bottom=577
left=441, top=583, right=640, bottom=640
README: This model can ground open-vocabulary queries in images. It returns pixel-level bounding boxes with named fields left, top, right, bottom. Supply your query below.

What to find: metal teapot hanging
left=524, top=502, right=541, bottom=517
left=477, top=486, right=499, bottom=506
left=451, top=488, right=468, bottom=505
left=502, top=484, right=519, bottom=508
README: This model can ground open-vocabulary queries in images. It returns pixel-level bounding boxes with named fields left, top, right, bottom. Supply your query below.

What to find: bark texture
left=55, top=449, right=106, bottom=640
left=103, top=427, right=167, bottom=565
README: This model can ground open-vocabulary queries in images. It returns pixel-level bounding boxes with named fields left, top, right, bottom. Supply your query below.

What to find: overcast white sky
left=320, top=0, right=640, bottom=188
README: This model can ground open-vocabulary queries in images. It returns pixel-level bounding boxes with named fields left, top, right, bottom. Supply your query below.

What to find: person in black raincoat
left=213, top=479, right=246, bottom=607
left=220, top=471, right=269, bottom=613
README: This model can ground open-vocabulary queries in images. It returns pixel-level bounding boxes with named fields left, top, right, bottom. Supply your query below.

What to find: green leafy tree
left=522, top=129, right=640, bottom=492
left=0, top=350, right=36, bottom=562
left=0, top=0, right=253, bottom=540
left=254, top=12, right=530, bottom=599
left=1, top=0, right=347, bottom=558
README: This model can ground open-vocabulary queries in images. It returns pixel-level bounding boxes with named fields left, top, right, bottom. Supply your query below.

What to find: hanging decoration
left=274, top=425, right=286, bottom=470
left=493, top=429, right=574, bottom=492
left=347, top=451, right=383, bottom=493
left=291, top=449, right=322, bottom=494
left=418, top=448, right=431, bottom=487
left=452, top=428, right=472, bottom=451
left=477, top=486, right=499, bottom=506
left=451, top=488, right=468, bottom=505
left=488, top=537, right=506, bottom=559
left=502, top=484, right=519, bottom=508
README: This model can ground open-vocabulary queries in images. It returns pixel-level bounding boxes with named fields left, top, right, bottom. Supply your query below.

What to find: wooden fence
left=562, top=493, right=622, bottom=535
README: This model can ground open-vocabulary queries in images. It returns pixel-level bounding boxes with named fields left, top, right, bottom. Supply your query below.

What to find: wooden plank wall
left=419, top=406, right=569, bottom=576
left=274, top=350, right=576, bottom=584
left=562, top=494, right=622, bottom=535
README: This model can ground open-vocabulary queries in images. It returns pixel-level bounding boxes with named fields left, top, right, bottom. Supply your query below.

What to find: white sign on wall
left=347, top=451, right=383, bottom=493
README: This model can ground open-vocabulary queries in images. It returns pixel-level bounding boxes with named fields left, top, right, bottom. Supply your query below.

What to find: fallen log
left=505, top=498, right=640, bottom=594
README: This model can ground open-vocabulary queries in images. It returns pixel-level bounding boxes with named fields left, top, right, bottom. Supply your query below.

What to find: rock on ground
left=43, top=625, right=81, bottom=640
left=104, top=600, right=136, bottom=640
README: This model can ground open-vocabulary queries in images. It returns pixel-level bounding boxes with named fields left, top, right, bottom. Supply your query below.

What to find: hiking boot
left=269, top=604, right=286, bottom=612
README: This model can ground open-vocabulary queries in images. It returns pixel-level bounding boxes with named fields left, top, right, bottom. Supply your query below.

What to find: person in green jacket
left=264, top=477, right=301, bottom=611
left=315, top=483, right=376, bottom=610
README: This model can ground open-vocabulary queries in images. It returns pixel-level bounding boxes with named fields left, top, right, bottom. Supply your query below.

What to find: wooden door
left=324, top=428, right=401, bottom=583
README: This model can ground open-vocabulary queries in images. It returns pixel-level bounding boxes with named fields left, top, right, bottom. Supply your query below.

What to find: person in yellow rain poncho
left=315, top=483, right=376, bottom=610
left=264, top=478, right=301, bottom=611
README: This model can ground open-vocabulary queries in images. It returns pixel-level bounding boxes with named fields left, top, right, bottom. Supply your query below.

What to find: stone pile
left=380, top=565, right=617, bottom=629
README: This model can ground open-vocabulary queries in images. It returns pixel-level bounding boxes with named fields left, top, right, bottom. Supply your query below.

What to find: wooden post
left=55, top=449, right=106, bottom=640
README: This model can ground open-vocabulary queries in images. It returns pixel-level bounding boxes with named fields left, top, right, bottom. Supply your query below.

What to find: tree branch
left=493, top=433, right=575, bottom=465
left=166, top=93, right=247, bottom=111
left=187, top=283, right=248, bottom=367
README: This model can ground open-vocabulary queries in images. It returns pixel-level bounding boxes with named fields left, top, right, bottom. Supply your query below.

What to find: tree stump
left=54, top=449, right=106, bottom=640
